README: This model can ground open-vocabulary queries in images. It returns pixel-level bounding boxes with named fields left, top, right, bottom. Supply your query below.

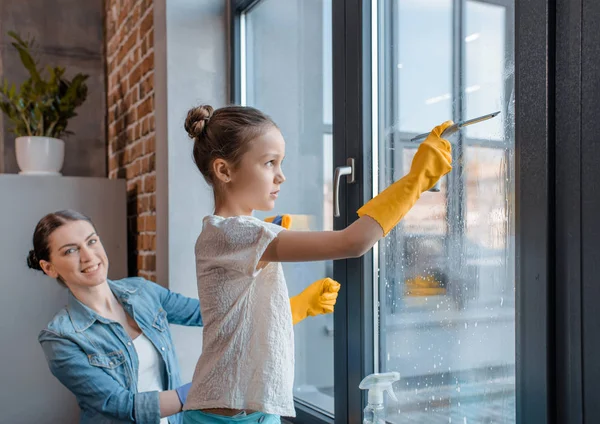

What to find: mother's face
left=39, top=220, right=109, bottom=289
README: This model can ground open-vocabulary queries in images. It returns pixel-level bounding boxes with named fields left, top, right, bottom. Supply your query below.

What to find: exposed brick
left=107, top=0, right=156, bottom=275
left=137, top=216, right=146, bottom=232
left=145, top=234, right=154, bottom=250
left=148, top=29, right=154, bottom=48
left=143, top=174, right=156, bottom=193
left=132, top=2, right=141, bottom=26
left=144, top=136, right=155, bottom=154
left=137, top=96, right=153, bottom=119
left=140, top=156, right=150, bottom=174
left=140, top=52, right=153, bottom=76
left=141, top=118, right=148, bottom=136
left=136, top=233, right=153, bottom=251
left=148, top=153, right=155, bottom=171
left=141, top=37, right=148, bottom=57
left=126, top=161, right=140, bottom=179
left=128, top=64, right=142, bottom=89
left=125, top=145, right=133, bottom=163
left=133, top=141, right=144, bottom=161
left=144, top=255, right=156, bottom=271
left=122, top=31, right=138, bottom=60
left=140, top=9, right=153, bottom=35
left=146, top=215, right=156, bottom=232
left=138, top=196, right=149, bottom=214
left=139, top=73, right=153, bottom=99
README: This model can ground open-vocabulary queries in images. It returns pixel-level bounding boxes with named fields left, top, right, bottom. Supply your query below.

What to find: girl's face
left=39, top=220, right=110, bottom=289
left=222, top=126, right=286, bottom=214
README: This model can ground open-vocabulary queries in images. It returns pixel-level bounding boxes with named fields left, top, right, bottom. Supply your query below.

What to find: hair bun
left=27, top=249, right=42, bottom=271
left=185, top=105, right=214, bottom=139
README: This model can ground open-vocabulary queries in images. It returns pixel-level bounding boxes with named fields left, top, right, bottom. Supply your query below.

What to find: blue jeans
left=183, top=410, right=280, bottom=424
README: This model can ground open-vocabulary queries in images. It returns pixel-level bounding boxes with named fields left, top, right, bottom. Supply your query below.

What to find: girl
left=182, top=105, right=452, bottom=423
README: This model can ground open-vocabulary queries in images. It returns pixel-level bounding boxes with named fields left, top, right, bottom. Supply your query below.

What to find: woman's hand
left=290, top=278, right=341, bottom=325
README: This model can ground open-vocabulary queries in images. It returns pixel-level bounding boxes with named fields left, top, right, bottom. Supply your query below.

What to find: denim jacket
left=38, top=277, right=203, bottom=424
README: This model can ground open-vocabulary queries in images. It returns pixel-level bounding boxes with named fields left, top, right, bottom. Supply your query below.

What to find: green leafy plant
left=0, top=31, right=89, bottom=138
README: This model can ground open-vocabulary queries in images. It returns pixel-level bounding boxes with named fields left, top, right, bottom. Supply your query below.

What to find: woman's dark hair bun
left=27, top=249, right=42, bottom=271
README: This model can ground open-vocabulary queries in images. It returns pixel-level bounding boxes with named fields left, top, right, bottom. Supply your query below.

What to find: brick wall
left=105, top=0, right=156, bottom=281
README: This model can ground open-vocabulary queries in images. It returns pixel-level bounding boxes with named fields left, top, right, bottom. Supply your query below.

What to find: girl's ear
left=213, top=159, right=233, bottom=183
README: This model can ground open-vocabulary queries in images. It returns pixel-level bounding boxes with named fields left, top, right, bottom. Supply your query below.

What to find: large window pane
left=397, top=0, right=452, bottom=134
left=245, top=0, right=334, bottom=417
left=377, top=1, right=515, bottom=423
left=465, top=1, right=507, bottom=141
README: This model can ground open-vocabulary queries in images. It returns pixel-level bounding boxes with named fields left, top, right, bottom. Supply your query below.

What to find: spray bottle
left=359, top=371, right=400, bottom=424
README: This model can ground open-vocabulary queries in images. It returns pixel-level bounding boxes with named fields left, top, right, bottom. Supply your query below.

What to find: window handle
left=333, top=158, right=356, bottom=217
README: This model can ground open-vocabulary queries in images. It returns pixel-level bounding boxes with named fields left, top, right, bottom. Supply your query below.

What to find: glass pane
left=464, top=1, right=507, bottom=140
left=377, top=0, right=515, bottom=423
left=245, top=0, right=335, bottom=417
left=397, top=0, right=452, bottom=134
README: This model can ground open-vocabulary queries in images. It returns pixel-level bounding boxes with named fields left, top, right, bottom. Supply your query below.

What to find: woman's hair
left=184, top=104, right=277, bottom=187
left=27, top=210, right=96, bottom=272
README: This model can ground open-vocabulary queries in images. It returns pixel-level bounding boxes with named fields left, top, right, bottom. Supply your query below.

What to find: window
left=231, top=0, right=568, bottom=422
left=376, top=0, right=516, bottom=422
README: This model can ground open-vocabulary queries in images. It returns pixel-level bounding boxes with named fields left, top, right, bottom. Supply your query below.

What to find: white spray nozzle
left=359, top=372, right=400, bottom=405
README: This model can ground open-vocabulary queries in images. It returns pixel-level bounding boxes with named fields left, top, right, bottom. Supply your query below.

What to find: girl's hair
left=27, top=210, right=96, bottom=274
left=184, top=104, right=277, bottom=186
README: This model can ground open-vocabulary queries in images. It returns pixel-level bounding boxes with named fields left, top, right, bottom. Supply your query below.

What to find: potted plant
left=0, top=32, right=88, bottom=175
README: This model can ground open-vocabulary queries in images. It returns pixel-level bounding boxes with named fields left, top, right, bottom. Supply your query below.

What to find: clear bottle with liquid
left=359, top=372, right=400, bottom=424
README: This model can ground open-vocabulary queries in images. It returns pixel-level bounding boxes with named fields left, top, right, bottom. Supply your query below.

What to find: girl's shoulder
left=202, top=215, right=279, bottom=234
left=196, top=215, right=283, bottom=256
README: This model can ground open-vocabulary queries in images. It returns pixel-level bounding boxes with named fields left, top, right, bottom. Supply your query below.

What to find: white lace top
left=184, top=215, right=295, bottom=417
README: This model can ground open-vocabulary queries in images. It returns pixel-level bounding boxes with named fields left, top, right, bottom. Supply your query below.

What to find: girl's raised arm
left=261, top=121, right=453, bottom=263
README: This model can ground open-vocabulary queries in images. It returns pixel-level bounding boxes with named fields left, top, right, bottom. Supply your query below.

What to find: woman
left=30, top=210, right=339, bottom=424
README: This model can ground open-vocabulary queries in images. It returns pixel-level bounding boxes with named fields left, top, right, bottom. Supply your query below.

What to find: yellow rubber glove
left=357, top=121, right=453, bottom=235
left=289, top=277, right=341, bottom=325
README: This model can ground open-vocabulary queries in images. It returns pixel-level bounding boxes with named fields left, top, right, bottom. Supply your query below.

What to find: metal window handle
left=333, top=158, right=356, bottom=217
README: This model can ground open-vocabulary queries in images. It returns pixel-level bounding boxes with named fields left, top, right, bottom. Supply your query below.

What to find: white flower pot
left=15, top=136, right=65, bottom=175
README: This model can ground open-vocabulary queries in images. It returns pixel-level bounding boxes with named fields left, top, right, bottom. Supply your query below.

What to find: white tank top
left=133, top=333, right=168, bottom=424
